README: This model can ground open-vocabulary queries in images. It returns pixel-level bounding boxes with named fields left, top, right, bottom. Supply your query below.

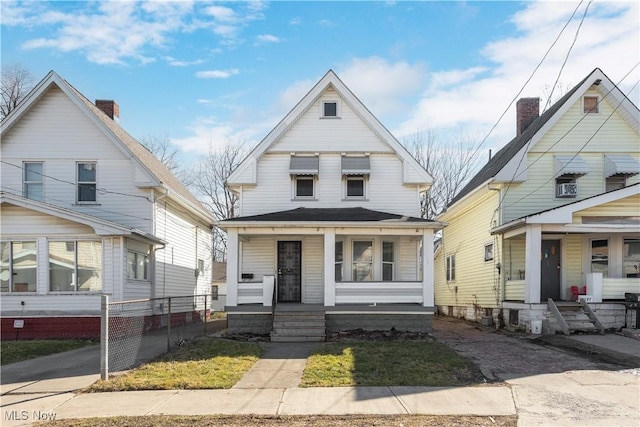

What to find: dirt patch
left=327, top=328, right=434, bottom=342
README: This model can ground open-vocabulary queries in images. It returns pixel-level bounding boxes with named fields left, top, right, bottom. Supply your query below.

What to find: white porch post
left=525, top=225, right=541, bottom=304
left=422, top=230, right=435, bottom=307
left=586, top=273, right=603, bottom=303
left=226, top=229, right=239, bottom=306
left=324, top=228, right=336, bottom=306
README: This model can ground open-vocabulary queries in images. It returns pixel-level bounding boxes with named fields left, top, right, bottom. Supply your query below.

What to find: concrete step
left=272, top=327, right=325, bottom=335
left=270, top=334, right=325, bottom=342
left=273, top=321, right=325, bottom=328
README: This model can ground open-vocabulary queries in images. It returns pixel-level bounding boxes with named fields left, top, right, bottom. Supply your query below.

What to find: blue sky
left=2, top=1, right=639, bottom=161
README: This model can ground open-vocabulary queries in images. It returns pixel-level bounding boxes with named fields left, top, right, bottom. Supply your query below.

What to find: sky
left=2, top=0, right=639, bottom=164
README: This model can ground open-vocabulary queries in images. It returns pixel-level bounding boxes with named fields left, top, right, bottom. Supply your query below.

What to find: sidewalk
left=1, top=323, right=639, bottom=426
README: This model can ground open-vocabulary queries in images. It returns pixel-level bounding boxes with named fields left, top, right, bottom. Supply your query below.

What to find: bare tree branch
left=1, top=63, right=35, bottom=120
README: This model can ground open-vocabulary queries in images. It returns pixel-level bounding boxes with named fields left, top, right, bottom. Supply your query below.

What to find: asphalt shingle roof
left=223, top=207, right=434, bottom=223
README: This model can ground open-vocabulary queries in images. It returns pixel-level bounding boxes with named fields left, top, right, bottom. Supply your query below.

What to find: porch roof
left=219, top=207, right=443, bottom=229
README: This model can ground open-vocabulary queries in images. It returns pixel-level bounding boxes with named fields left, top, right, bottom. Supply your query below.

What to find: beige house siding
left=573, top=194, right=640, bottom=220
left=435, top=190, right=500, bottom=309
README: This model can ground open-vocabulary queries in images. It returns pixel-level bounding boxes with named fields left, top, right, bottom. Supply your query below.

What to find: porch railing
left=237, top=275, right=275, bottom=305
left=335, top=281, right=423, bottom=304
left=602, top=276, right=640, bottom=300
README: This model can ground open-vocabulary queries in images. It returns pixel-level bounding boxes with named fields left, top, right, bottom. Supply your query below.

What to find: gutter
left=490, top=218, right=526, bottom=235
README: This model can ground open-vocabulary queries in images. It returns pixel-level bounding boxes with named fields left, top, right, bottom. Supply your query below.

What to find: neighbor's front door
left=540, top=240, right=560, bottom=301
left=277, top=241, right=301, bottom=303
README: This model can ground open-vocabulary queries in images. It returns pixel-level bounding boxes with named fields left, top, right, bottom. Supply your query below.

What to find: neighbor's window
left=77, top=162, right=97, bottom=202
left=211, top=285, right=219, bottom=300
left=335, top=241, right=343, bottom=282
left=606, top=175, right=626, bottom=192
left=49, top=241, right=102, bottom=291
left=352, top=240, right=373, bottom=281
left=346, top=176, right=365, bottom=198
left=23, top=162, right=44, bottom=201
left=1, top=241, right=37, bottom=292
left=382, top=241, right=394, bottom=281
left=590, top=239, right=608, bottom=278
left=127, top=250, right=148, bottom=280
left=623, top=238, right=640, bottom=278
left=198, top=259, right=205, bottom=275
left=294, top=176, right=315, bottom=198
left=323, top=101, right=337, bottom=117
left=446, top=254, right=456, bottom=282
left=583, top=96, right=599, bottom=114
left=484, top=243, right=494, bottom=262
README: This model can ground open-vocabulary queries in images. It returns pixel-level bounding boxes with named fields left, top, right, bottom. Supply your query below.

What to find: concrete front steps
left=547, top=300, right=605, bottom=335
left=270, top=312, right=326, bottom=342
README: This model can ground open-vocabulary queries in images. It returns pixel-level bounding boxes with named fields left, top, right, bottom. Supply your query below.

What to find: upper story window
left=554, top=155, right=588, bottom=199
left=342, top=155, right=370, bottom=200
left=49, top=240, right=102, bottom=292
left=23, top=162, right=44, bottom=201
left=322, top=101, right=338, bottom=118
left=583, top=96, right=599, bottom=114
left=605, top=175, right=626, bottom=192
left=604, top=155, right=640, bottom=192
left=484, top=242, right=494, bottom=262
left=290, top=155, right=319, bottom=200
left=77, top=162, right=97, bottom=203
left=1, top=241, right=37, bottom=293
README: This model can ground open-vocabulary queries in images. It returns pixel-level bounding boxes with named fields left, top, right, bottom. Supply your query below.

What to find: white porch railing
left=335, top=281, right=423, bottom=304
left=505, top=280, right=525, bottom=301
left=237, top=275, right=276, bottom=306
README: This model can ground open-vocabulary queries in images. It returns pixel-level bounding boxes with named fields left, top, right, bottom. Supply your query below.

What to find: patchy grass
left=301, top=341, right=485, bottom=387
left=0, top=339, right=96, bottom=365
left=37, top=414, right=518, bottom=427
left=87, top=338, right=262, bottom=391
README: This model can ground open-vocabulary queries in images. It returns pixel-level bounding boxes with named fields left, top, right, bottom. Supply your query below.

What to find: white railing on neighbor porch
left=335, top=281, right=423, bottom=304
left=505, top=279, right=525, bottom=301
left=237, top=275, right=275, bottom=306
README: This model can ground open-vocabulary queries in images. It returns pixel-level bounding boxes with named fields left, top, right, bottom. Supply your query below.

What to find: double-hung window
left=335, top=241, right=343, bottom=281
left=342, top=156, right=370, bottom=199
left=49, top=241, right=102, bottom=292
left=127, top=250, right=148, bottom=280
left=77, top=162, right=97, bottom=203
left=352, top=240, right=373, bottom=281
left=590, top=239, right=608, bottom=277
left=295, top=176, right=315, bottom=198
left=1, top=241, right=37, bottom=292
left=624, top=238, right=640, bottom=278
left=23, top=162, right=44, bottom=201
left=382, top=241, right=394, bottom=281
left=446, top=254, right=456, bottom=282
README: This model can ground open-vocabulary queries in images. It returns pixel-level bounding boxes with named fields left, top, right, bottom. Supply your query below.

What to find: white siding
left=241, top=236, right=276, bottom=280
left=303, top=235, right=324, bottom=304
left=1, top=86, right=153, bottom=232
left=241, top=153, right=420, bottom=217
left=398, top=236, right=418, bottom=281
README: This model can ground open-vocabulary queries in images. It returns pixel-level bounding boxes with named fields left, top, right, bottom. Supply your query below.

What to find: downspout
left=487, top=183, right=504, bottom=322
left=154, top=189, right=170, bottom=299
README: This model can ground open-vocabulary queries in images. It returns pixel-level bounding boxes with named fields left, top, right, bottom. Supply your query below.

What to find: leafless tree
left=404, top=128, right=482, bottom=219
left=1, top=64, right=35, bottom=120
left=188, top=143, right=246, bottom=261
left=139, top=134, right=194, bottom=185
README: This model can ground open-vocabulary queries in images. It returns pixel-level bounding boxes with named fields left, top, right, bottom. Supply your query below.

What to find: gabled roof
left=1, top=71, right=213, bottom=224
left=448, top=68, right=640, bottom=208
left=219, top=207, right=444, bottom=229
left=227, top=70, right=432, bottom=187
left=0, top=191, right=165, bottom=244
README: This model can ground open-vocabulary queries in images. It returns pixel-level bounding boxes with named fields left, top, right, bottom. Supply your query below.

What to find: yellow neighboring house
left=434, top=68, right=640, bottom=334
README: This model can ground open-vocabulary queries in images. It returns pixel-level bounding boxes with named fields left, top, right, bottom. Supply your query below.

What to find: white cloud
left=195, top=69, right=240, bottom=79
left=164, top=57, right=205, bottom=67
left=396, top=0, right=640, bottom=147
left=170, top=116, right=263, bottom=154
left=256, top=34, right=282, bottom=44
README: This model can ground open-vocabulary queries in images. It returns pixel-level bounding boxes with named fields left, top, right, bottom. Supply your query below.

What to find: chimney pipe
left=95, top=100, right=119, bottom=122
left=516, top=97, right=539, bottom=136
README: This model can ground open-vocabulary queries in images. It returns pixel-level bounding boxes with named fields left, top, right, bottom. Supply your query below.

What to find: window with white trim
left=1, top=241, right=37, bottom=292
left=77, top=162, right=97, bottom=202
left=49, top=240, right=102, bottom=291
left=624, top=238, right=640, bottom=278
left=605, top=175, right=626, bottom=192
left=346, top=175, right=366, bottom=198
left=323, top=101, right=338, bottom=117
left=590, top=239, right=608, bottom=278
left=127, top=250, right=148, bottom=280
left=335, top=241, right=343, bottom=282
left=23, top=162, right=44, bottom=201
left=294, top=176, right=315, bottom=198
left=583, top=96, right=599, bottom=114
left=446, top=254, right=456, bottom=282
left=382, top=241, right=394, bottom=281
left=484, top=243, right=494, bottom=262
left=352, top=240, right=373, bottom=281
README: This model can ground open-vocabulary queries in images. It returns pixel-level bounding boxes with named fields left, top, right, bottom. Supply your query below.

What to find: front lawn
left=0, top=339, right=96, bottom=365
left=301, top=341, right=485, bottom=387
left=88, top=338, right=262, bottom=391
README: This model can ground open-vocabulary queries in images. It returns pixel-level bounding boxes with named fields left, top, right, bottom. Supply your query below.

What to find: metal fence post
left=100, top=294, right=109, bottom=380
left=167, top=297, right=172, bottom=352
left=204, top=294, right=208, bottom=335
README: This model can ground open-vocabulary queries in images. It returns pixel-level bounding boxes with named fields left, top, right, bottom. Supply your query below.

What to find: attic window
left=323, top=101, right=338, bottom=118
left=583, top=96, right=599, bottom=114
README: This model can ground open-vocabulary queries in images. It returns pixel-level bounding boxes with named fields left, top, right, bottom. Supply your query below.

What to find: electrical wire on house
left=0, top=160, right=153, bottom=202
left=0, top=187, right=153, bottom=222
left=457, top=0, right=588, bottom=178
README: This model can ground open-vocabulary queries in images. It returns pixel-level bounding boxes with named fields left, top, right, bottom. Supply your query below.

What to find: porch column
left=422, top=229, right=434, bottom=307
left=226, top=228, right=239, bottom=306
left=525, top=224, right=541, bottom=304
left=324, top=228, right=336, bottom=306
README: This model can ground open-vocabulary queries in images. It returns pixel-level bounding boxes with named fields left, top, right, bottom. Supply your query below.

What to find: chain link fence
left=100, top=294, right=212, bottom=379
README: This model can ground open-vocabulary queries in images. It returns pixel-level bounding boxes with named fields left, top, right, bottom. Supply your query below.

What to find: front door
left=277, top=241, right=301, bottom=303
left=540, top=240, right=560, bottom=301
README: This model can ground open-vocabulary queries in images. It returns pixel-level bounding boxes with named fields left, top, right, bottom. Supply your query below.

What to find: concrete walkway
left=1, top=325, right=639, bottom=426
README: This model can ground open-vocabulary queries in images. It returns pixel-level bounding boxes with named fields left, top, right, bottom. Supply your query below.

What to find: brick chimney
left=95, top=100, right=119, bottom=122
left=516, top=97, right=539, bottom=136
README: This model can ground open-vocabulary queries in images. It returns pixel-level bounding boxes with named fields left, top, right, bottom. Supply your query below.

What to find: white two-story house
left=0, top=71, right=214, bottom=339
left=218, top=70, right=444, bottom=340
left=434, top=68, right=640, bottom=334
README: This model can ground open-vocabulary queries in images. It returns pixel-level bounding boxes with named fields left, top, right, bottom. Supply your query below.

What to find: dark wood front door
left=277, top=241, right=301, bottom=303
left=541, top=240, right=560, bottom=301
